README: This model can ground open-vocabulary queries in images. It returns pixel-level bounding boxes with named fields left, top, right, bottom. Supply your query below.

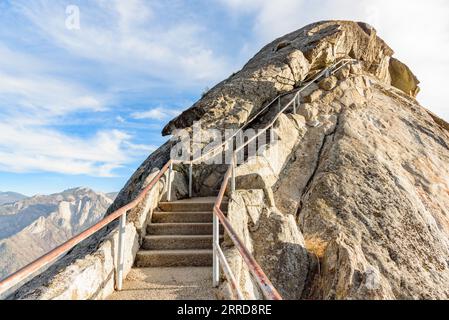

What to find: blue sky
left=0, top=0, right=448, bottom=196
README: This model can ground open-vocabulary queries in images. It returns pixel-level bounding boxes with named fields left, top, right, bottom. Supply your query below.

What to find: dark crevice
left=285, top=61, right=298, bottom=84
left=296, top=113, right=341, bottom=218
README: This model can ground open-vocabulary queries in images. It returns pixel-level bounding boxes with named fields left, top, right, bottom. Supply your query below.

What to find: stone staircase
left=135, top=197, right=226, bottom=268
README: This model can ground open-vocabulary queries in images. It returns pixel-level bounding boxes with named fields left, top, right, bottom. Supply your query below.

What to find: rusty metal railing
left=0, top=160, right=173, bottom=299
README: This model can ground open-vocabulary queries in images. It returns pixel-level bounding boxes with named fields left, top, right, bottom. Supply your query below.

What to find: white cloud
left=0, top=1, right=173, bottom=177
left=115, top=116, right=125, bottom=123
left=131, top=107, right=181, bottom=121
left=0, top=71, right=106, bottom=116
left=220, top=0, right=305, bottom=41
left=219, top=0, right=449, bottom=121
left=12, top=0, right=231, bottom=86
left=0, top=122, right=151, bottom=177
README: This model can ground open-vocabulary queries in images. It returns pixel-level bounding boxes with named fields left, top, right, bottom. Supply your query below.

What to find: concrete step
left=142, top=235, right=223, bottom=250
left=152, top=211, right=213, bottom=223
left=147, top=223, right=223, bottom=235
left=107, top=267, right=216, bottom=300
left=158, top=197, right=228, bottom=212
left=135, top=250, right=213, bottom=267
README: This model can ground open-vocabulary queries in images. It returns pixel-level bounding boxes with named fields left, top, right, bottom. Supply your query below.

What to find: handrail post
left=212, top=208, right=220, bottom=287
left=167, top=161, right=173, bottom=202
left=116, top=212, right=126, bottom=291
left=189, top=162, right=193, bottom=198
left=293, top=96, right=296, bottom=114
left=231, top=155, right=236, bottom=192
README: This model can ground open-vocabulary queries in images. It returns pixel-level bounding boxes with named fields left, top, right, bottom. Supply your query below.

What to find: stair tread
left=153, top=211, right=226, bottom=215
left=138, top=249, right=213, bottom=255
left=159, top=197, right=227, bottom=204
left=149, top=222, right=213, bottom=226
left=145, top=234, right=217, bottom=239
left=153, top=211, right=213, bottom=214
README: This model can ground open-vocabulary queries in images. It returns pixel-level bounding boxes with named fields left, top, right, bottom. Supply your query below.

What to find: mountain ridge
left=0, top=192, right=27, bottom=205
left=0, top=187, right=115, bottom=281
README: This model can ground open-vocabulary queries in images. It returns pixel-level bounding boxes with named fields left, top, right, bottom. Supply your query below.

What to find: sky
left=0, top=0, right=448, bottom=196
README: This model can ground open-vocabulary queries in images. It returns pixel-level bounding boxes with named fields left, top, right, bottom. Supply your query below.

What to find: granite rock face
left=100, top=20, right=449, bottom=300
left=11, top=20, right=449, bottom=301
left=225, top=65, right=449, bottom=301
left=162, top=21, right=403, bottom=137
left=211, top=21, right=449, bottom=300
left=113, top=20, right=421, bottom=208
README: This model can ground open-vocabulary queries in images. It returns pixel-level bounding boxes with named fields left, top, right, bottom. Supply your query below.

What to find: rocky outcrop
left=219, top=189, right=310, bottom=300
left=9, top=20, right=448, bottom=301
left=112, top=20, right=423, bottom=208
left=220, top=54, right=449, bottom=299
left=161, top=21, right=413, bottom=138
left=389, top=58, right=420, bottom=97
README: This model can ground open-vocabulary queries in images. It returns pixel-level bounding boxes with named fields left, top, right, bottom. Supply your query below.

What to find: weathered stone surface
left=304, top=89, right=323, bottom=103
left=221, top=53, right=448, bottom=299
left=389, top=57, right=420, bottom=97
left=296, top=78, right=449, bottom=299
left=227, top=71, right=449, bottom=299
left=319, top=75, right=338, bottom=91
left=11, top=20, right=447, bottom=301
left=335, top=66, right=350, bottom=80
left=220, top=190, right=309, bottom=300
left=162, top=21, right=418, bottom=139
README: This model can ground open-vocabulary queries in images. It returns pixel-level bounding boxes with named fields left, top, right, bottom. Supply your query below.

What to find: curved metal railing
left=0, top=57, right=356, bottom=300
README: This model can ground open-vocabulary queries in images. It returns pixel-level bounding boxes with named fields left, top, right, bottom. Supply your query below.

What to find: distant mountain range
left=0, top=187, right=115, bottom=280
left=0, top=192, right=27, bottom=205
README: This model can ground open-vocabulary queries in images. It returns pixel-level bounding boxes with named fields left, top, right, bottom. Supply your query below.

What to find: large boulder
left=162, top=21, right=419, bottom=137
left=389, top=57, right=420, bottom=97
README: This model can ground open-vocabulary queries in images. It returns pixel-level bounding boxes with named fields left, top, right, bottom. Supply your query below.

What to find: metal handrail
left=213, top=163, right=282, bottom=300
left=202, top=58, right=354, bottom=163
left=0, top=58, right=356, bottom=300
left=206, top=58, right=356, bottom=300
left=0, top=160, right=173, bottom=298
left=169, top=58, right=356, bottom=198
left=188, top=87, right=298, bottom=165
